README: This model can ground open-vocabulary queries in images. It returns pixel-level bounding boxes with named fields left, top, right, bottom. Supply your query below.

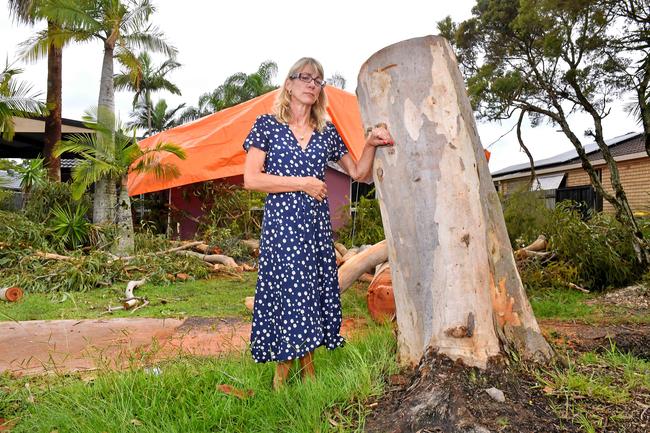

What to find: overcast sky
left=0, top=0, right=641, bottom=172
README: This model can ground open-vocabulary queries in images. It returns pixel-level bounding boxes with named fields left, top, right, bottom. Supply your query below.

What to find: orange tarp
left=127, top=87, right=367, bottom=196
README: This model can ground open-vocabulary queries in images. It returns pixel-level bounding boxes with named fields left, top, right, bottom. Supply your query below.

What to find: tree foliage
left=181, top=60, right=278, bottom=122
left=441, top=0, right=649, bottom=264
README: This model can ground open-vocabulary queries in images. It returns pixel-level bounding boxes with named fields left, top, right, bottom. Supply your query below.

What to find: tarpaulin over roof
left=127, top=87, right=367, bottom=196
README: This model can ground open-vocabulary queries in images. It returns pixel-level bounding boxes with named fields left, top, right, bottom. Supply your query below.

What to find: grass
left=536, top=343, right=650, bottom=432
left=0, top=274, right=373, bottom=323
left=527, top=286, right=650, bottom=324
left=1, top=324, right=398, bottom=433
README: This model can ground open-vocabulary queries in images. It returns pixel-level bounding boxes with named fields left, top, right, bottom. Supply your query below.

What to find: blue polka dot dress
left=243, top=114, right=348, bottom=363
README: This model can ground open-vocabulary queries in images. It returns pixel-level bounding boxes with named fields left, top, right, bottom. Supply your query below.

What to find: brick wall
left=498, top=155, right=650, bottom=214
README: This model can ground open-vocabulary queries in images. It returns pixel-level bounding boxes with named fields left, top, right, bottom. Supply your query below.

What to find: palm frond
left=121, top=29, right=177, bottom=58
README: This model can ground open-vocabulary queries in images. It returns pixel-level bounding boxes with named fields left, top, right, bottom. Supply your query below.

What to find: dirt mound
left=365, top=351, right=577, bottom=433
left=587, top=284, right=650, bottom=310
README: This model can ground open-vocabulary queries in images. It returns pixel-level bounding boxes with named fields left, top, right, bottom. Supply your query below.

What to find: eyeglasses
left=290, top=72, right=326, bottom=87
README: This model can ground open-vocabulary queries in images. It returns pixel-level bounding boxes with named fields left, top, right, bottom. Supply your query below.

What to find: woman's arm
left=338, top=125, right=394, bottom=183
left=243, top=147, right=328, bottom=200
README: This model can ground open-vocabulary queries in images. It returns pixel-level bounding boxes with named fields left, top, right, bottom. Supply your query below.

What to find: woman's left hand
left=366, top=124, right=395, bottom=147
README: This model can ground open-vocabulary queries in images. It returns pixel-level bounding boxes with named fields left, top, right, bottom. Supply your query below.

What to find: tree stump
left=356, top=35, right=553, bottom=368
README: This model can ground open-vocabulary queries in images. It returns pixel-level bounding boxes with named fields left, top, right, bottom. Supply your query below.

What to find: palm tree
left=127, top=98, right=185, bottom=136
left=0, top=62, right=46, bottom=140
left=55, top=107, right=185, bottom=255
left=36, top=0, right=177, bottom=225
left=181, top=60, right=277, bottom=122
left=9, top=0, right=66, bottom=182
left=114, top=52, right=181, bottom=135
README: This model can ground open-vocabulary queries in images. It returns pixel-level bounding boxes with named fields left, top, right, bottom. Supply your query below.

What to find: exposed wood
left=0, top=287, right=24, bottom=302
left=117, top=241, right=203, bottom=261
left=366, top=265, right=395, bottom=324
left=568, top=282, right=590, bottom=293
left=35, top=251, right=73, bottom=261
left=241, top=239, right=260, bottom=251
left=177, top=250, right=238, bottom=267
left=338, top=240, right=388, bottom=293
left=340, top=248, right=359, bottom=263
left=356, top=35, right=553, bottom=368
left=334, top=242, right=348, bottom=257
left=358, top=273, right=375, bottom=283
left=245, top=296, right=255, bottom=311
left=124, top=279, right=147, bottom=299
left=515, top=250, right=553, bottom=260
left=193, top=243, right=222, bottom=255
left=522, top=235, right=547, bottom=252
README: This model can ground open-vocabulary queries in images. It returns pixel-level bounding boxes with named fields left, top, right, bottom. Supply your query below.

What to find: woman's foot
left=273, top=360, right=292, bottom=390
left=299, top=352, right=315, bottom=381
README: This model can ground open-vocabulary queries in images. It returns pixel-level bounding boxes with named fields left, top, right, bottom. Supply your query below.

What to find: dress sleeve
left=243, top=115, right=270, bottom=153
left=328, top=123, right=349, bottom=162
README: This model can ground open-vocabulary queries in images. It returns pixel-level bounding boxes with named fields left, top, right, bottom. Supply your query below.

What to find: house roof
left=0, top=116, right=94, bottom=159
left=491, top=131, right=644, bottom=179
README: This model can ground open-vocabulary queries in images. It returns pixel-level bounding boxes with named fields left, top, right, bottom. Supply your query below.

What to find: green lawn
left=1, top=324, right=397, bottom=433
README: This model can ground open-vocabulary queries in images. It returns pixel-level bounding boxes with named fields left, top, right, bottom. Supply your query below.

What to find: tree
left=55, top=108, right=185, bottom=255
left=114, top=51, right=181, bottom=135
left=326, top=72, right=347, bottom=89
left=440, top=0, right=649, bottom=265
left=181, top=60, right=277, bottom=122
left=10, top=0, right=66, bottom=181
left=127, top=98, right=185, bottom=136
left=608, top=0, right=650, bottom=158
left=0, top=62, right=45, bottom=140
left=39, top=0, right=176, bottom=226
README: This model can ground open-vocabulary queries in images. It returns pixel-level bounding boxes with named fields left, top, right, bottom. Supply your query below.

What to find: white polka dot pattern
left=243, top=114, right=349, bottom=363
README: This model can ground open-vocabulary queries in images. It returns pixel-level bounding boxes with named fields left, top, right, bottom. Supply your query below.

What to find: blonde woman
left=243, top=57, right=393, bottom=389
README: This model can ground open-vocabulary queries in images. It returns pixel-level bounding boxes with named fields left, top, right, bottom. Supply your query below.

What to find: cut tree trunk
left=356, top=35, right=553, bottom=368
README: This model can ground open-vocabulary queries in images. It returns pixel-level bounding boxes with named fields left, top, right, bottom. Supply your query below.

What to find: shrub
left=50, top=203, right=91, bottom=249
left=541, top=203, right=642, bottom=290
left=335, top=194, right=384, bottom=246
left=501, top=189, right=553, bottom=248
left=195, top=182, right=265, bottom=240
left=24, top=181, right=90, bottom=226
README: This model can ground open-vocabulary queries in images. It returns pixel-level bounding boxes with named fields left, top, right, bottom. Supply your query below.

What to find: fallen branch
left=177, top=250, right=238, bottom=267
left=339, top=240, right=388, bottom=293
left=34, top=251, right=74, bottom=261
left=116, top=241, right=203, bottom=261
left=568, top=282, right=590, bottom=293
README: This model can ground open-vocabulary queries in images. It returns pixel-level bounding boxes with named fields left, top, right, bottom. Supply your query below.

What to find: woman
left=242, top=57, right=393, bottom=389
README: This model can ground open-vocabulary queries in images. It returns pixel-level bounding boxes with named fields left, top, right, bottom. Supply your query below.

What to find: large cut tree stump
left=356, top=35, right=553, bottom=368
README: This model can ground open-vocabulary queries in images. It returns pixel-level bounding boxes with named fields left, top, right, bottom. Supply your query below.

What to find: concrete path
left=0, top=317, right=250, bottom=376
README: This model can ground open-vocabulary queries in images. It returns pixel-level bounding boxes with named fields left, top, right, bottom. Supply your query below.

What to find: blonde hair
left=273, top=57, right=329, bottom=132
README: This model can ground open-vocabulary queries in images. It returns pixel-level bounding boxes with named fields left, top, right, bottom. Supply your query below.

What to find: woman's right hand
left=302, top=176, right=328, bottom=201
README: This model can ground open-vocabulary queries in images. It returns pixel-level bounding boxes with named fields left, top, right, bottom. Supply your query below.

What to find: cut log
left=522, top=235, right=547, bottom=252
left=244, top=296, right=255, bottom=311
left=358, top=273, right=375, bottom=283
left=515, top=249, right=553, bottom=260
left=340, top=248, right=359, bottom=264
left=334, top=242, right=348, bottom=257
left=35, top=251, right=73, bottom=261
left=193, top=243, right=223, bottom=255
left=176, top=250, right=238, bottom=267
left=0, top=286, right=24, bottom=302
left=356, top=35, right=553, bottom=368
left=338, top=240, right=388, bottom=292
left=366, top=265, right=395, bottom=324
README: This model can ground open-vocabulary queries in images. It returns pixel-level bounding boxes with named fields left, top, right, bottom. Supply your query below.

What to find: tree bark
left=115, top=175, right=135, bottom=255
left=44, top=21, right=62, bottom=182
left=93, top=42, right=117, bottom=224
left=356, top=36, right=553, bottom=369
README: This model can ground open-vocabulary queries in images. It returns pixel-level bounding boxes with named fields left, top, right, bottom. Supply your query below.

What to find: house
left=491, top=132, right=649, bottom=214
left=0, top=115, right=94, bottom=182
left=128, top=87, right=370, bottom=239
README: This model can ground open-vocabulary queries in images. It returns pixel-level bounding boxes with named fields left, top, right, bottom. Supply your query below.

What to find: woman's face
left=287, top=64, right=323, bottom=106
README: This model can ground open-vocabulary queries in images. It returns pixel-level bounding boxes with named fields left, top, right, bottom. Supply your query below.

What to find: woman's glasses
left=290, top=73, right=326, bottom=87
